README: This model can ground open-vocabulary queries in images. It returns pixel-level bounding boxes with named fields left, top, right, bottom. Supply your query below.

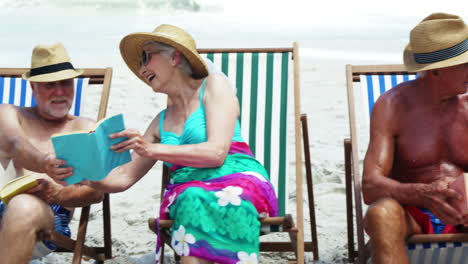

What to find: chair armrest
left=408, top=233, right=468, bottom=243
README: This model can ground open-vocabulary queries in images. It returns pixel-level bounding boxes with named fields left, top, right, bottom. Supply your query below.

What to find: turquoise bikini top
left=159, top=80, right=244, bottom=167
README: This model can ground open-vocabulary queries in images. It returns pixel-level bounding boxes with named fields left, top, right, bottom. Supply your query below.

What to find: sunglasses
left=140, top=50, right=160, bottom=66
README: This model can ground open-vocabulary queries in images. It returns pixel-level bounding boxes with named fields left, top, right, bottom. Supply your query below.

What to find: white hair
left=144, top=41, right=236, bottom=92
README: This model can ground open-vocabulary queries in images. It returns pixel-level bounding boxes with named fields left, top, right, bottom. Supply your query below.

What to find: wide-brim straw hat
left=404, top=13, right=468, bottom=72
left=22, top=43, right=83, bottom=82
left=119, top=24, right=208, bottom=85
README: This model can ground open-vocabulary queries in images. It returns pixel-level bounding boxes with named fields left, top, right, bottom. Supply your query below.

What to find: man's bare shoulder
left=0, top=104, right=20, bottom=116
left=373, top=80, right=416, bottom=113
left=69, top=116, right=96, bottom=131
left=0, top=104, right=27, bottom=128
left=378, top=80, right=415, bottom=103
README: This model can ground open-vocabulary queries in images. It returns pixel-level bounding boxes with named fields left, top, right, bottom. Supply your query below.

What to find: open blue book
left=51, top=114, right=131, bottom=185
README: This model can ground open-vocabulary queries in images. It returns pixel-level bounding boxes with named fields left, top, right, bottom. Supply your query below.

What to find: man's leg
left=0, top=194, right=54, bottom=264
left=364, top=198, right=422, bottom=264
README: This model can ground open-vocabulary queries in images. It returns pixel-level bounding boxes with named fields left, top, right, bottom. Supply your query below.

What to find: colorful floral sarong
left=155, top=142, right=278, bottom=264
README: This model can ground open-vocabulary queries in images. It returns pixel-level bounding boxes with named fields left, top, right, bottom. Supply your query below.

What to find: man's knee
left=4, top=194, right=54, bottom=230
left=365, top=198, right=406, bottom=231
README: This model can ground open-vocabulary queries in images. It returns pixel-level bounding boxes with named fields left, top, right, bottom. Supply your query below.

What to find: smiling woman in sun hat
left=362, top=13, right=468, bottom=264
left=87, top=24, right=278, bottom=264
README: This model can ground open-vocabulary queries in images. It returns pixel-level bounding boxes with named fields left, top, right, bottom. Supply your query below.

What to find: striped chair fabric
left=345, top=64, right=468, bottom=264
left=407, top=241, right=468, bottom=263
left=202, top=51, right=291, bottom=218
left=0, top=76, right=89, bottom=116
left=359, top=73, right=417, bottom=118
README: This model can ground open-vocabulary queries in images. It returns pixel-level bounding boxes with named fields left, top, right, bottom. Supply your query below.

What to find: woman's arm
left=85, top=116, right=160, bottom=193
left=113, top=74, right=239, bottom=168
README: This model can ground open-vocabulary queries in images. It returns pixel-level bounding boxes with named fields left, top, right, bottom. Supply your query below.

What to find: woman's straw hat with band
left=22, top=43, right=83, bottom=82
left=404, top=13, right=468, bottom=72
left=119, top=24, right=209, bottom=85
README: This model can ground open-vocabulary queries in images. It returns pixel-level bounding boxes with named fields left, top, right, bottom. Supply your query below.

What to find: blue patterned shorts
left=0, top=201, right=71, bottom=251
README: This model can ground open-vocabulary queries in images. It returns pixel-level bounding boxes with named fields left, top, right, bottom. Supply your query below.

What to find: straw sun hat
left=404, top=13, right=468, bottom=72
left=120, top=24, right=208, bottom=85
left=22, top=43, right=83, bottom=82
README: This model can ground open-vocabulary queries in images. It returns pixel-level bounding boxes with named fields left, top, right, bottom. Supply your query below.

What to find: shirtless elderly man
left=0, top=43, right=103, bottom=263
left=363, top=13, right=468, bottom=263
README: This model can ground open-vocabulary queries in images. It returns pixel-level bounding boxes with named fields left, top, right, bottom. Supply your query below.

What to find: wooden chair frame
left=0, top=68, right=113, bottom=264
left=344, top=64, right=468, bottom=264
left=148, top=44, right=319, bottom=263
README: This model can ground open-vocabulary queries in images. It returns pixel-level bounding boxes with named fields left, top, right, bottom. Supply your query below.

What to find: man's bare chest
left=395, top=108, right=468, bottom=170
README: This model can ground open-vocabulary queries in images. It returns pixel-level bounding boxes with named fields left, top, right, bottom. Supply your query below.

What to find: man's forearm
left=9, top=136, right=47, bottom=173
left=363, top=176, right=429, bottom=207
left=55, top=185, right=104, bottom=207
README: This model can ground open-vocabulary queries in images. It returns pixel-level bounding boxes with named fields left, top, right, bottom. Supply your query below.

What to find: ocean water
left=0, top=0, right=465, bottom=68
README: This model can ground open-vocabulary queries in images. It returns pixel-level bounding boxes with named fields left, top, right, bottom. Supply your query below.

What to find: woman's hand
left=41, top=153, right=73, bottom=185
left=110, top=129, right=155, bottom=158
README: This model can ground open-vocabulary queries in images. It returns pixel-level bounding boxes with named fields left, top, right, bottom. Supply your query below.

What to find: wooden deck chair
left=344, top=64, right=468, bottom=264
left=148, top=43, right=319, bottom=263
left=0, top=68, right=113, bottom=264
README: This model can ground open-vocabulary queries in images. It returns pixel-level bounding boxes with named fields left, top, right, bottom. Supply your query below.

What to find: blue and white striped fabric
left=359, top=74, right=417, bottom=122
left=0, top=77, right=89, bottom=116
left=407, top=242, right=468, bottom=264
left=42, top=204, right=72, bottom=250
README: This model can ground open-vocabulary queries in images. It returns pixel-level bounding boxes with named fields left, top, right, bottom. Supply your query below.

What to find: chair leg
left=344, top=139, right=356, bottom=263
left=103, top=193, right=112, bottom=259
left=160, top=242, right=165, bottom=264
left=301, top=114, right=319, bottom=260
left=288, top=231, right=299, bottom=262
left=72, top=205, right=91, bottom=264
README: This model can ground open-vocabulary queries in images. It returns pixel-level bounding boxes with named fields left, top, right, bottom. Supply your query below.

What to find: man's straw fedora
left=22, top=43, right=83, bottom=82
left=119, top=24, right=208, bottom=85
left=404, top=13, right=468, bottom=72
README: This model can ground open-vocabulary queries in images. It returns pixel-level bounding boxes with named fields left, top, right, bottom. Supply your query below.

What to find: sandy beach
left=1, top=1, right=465, bottom=263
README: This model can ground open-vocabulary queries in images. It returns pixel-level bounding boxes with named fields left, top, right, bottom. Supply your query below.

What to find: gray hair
left=144, top=40, right=193, bottom=77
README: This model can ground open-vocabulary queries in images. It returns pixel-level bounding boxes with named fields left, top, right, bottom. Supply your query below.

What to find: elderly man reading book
left=362, top=13, right=468, bottom=264
left=0, top=43, right=103, bottom=263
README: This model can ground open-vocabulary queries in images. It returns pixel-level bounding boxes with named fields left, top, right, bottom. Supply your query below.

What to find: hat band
left=414, top=39, right=468, bottom=64
left=30, top=62, right=75, bottom=77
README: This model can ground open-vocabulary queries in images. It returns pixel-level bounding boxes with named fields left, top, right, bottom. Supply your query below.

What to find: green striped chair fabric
left=202, top=50, right=291, bottom=217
